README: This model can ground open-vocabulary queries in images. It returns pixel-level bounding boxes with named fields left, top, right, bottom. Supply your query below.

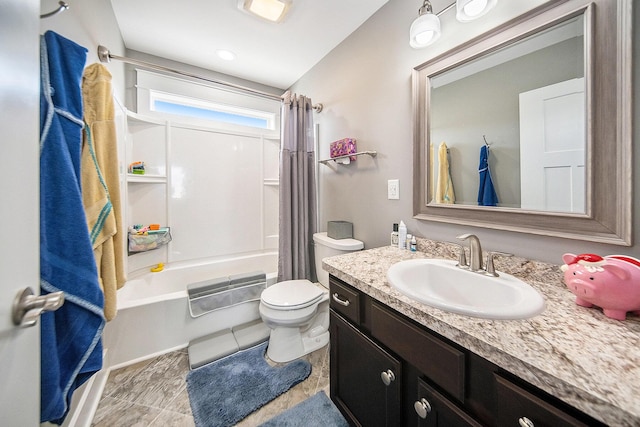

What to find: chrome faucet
left=456, top=234, right=483, bottom=272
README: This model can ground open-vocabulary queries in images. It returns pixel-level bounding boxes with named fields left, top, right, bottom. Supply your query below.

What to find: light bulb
left=463, top=0, right=487, bottom=17
left=415, top=31, right=435, bottom=45
left=456, top=0, right=497, bottom=22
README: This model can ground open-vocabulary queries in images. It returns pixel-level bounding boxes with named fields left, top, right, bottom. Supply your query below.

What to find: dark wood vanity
left=329, top=275, right=607, bottom=427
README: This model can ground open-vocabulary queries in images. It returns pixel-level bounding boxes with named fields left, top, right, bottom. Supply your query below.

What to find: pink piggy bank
left=561, top=253, right=640, bottom=320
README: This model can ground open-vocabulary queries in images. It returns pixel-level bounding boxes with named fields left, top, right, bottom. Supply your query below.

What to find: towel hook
left=40, top=1, right=69, bottom=19
left=483, top=135, right=490, bottom=147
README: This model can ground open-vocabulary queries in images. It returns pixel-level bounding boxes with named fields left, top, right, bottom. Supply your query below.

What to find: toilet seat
left=261, top=279, right=325, bottom=310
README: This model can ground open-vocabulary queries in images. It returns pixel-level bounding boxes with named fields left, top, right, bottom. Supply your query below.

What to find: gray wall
left=291, top=0, right=640, bottom=264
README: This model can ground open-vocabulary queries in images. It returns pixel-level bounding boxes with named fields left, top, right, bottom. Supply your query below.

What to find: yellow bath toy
left=150, top=263, right=164, bottom=272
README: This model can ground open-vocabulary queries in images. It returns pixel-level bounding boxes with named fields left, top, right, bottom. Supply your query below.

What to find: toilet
left=259, top=232, right=364, bottom=363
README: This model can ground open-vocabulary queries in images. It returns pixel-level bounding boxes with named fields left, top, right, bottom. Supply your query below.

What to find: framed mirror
left=413, top=0, right=632, bottom=245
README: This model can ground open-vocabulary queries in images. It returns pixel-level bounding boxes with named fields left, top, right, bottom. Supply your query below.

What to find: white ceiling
left=110, top=0, right=389, bottom=90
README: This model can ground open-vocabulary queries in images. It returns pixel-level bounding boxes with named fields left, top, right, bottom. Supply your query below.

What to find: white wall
left=291, top=0, right=640, bottom=264
left=40, top=0, right=126, bottom=102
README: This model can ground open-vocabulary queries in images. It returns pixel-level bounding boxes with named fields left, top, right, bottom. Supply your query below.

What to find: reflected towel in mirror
left=478, top=145, right=498, bottom=206
left=436, top=142, right=455, bottom=204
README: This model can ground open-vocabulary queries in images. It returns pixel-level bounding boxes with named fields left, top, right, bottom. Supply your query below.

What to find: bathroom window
left=136, top=70, right=280, bottom=135
left=149, top=91, right=275, bottom=130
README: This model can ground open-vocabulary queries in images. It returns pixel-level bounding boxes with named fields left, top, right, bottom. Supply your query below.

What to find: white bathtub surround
left=103, top=252, right=277, bottom=369
left=322, top=240, right=640, bottom=427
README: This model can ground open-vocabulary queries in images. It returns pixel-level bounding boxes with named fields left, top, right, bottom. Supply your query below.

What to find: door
left=0, top=0, right=41, bottom=424
left=519, top=78, right=585, bottom=213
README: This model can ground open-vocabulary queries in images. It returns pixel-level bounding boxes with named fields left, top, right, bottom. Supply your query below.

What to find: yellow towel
left=436, top=142, right=455, bottom=204
left=81, top=63, right=126, bottom=321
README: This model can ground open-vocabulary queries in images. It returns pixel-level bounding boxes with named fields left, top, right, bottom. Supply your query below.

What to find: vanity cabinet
left=329, top=275, right=607, bottom=427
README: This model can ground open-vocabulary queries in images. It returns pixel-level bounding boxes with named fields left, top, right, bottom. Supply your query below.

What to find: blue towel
left=477, top=145, right=498, bottom=206
left=40, top=31, right=106, bottom=425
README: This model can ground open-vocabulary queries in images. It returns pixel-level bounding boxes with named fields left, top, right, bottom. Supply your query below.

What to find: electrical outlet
left=388, top=179, right=399, bottom=200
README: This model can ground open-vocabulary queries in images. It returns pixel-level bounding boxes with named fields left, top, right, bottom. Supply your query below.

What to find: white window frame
left=136, top=69, right=281, bottom=136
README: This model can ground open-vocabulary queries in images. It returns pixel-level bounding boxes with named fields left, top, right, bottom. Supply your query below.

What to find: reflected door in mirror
left=519, top=78, right=585, bottom=213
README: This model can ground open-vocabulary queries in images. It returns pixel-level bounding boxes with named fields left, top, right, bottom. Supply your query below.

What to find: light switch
left=388, top=179, right=399, bottom=200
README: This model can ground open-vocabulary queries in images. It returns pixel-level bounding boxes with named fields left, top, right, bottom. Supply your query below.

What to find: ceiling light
left=410, top=0, right=441, bottom=49
left=216, top=49, right=236, bottom=61
left=237, top=0, right=291, bottom=23
left=456, top=0, right=497, bottom=22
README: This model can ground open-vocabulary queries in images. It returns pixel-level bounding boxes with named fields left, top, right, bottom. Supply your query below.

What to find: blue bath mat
left=186, top=341, right=311, bottom=427
left=259, top=391, right=349, bottom=427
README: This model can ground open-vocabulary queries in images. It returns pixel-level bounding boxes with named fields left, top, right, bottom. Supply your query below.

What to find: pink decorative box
left=330, top=138, right=357, bottom=161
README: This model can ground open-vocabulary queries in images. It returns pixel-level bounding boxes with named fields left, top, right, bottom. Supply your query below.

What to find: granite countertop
left=322, top=240, right=640, bottom=427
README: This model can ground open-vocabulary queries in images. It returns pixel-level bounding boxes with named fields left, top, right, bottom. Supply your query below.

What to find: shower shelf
left=319, top=150, right=377, bottom=165
left=127, top=173, right=167, bottom=183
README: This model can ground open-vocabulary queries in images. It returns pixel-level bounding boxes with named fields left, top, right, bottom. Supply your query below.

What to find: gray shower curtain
left=278, top=92, right=318, bottom=282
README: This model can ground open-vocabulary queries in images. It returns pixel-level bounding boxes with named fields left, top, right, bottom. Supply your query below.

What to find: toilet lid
left=261, top=280, right=324, bottom=310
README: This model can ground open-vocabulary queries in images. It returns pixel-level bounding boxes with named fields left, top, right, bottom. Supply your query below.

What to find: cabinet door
left=331, top=311, right=402, bottom=427
left=414, top=379, right=482, bottom=427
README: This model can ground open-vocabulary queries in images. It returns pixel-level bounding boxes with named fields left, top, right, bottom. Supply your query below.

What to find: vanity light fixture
left=237, top=0, right=291, bottom=23
left=409, top=0, right=442, bottom=48
left=410, top=0, right=498, bottom=49
left=456, top=0, right=498, bottom=22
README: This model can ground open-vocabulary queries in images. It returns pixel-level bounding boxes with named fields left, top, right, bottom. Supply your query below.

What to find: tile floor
left=91, top=343, right=330, bottom=426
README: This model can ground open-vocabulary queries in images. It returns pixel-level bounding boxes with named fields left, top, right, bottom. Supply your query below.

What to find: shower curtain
left=278, top=92, right=318, bottom=282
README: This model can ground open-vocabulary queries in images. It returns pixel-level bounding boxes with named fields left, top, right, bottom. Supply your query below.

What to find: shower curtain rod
left=97, top=45, right=323, bottom=111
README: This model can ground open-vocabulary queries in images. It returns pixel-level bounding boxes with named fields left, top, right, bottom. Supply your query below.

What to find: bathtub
left=103, top=252, right=277, bottom=368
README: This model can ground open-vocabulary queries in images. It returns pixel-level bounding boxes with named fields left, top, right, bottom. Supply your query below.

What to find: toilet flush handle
left=332, top=293, right=350, bottom=307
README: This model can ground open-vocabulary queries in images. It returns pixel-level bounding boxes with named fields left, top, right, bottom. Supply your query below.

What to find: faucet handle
left=485, top=251, right=513, bottom=277
left=454, top=244, right=468, bottom=268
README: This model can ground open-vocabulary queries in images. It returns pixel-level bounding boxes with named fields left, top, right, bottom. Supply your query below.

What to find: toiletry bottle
left=406, top=234, right=412, bottom=250
left=398, top=221, right=407, bottom=249
left=410, top=235, right=417, bottom=252
left=391, top=223, right=399, bottom=246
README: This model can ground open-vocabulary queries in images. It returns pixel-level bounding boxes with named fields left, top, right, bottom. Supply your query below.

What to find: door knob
left=414, top=398, right=432, bottom=419
left=380, top=369, right=396, bottom=386
left=12, top=287, right=64, bottom=328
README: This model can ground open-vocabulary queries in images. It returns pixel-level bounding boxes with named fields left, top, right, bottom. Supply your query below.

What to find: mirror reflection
left=429, top=15, right=585, bottom=213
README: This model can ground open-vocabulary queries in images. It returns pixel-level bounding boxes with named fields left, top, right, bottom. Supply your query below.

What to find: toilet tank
left=313, top=232, right=364, bottom=288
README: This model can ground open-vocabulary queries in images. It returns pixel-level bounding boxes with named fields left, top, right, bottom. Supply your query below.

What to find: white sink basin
left=387, top=259, right=545, bottom=320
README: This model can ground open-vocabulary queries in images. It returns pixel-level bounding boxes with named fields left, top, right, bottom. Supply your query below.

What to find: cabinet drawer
left=329, top=277, right=361, bottom=325
left=495, top=374, right=595, bottom=427
left=415, top=378, right=482, bottom=427
left=371, top=301, right=465, bottom=402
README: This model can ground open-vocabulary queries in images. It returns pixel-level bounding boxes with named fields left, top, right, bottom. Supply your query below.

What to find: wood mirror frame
left=412, top=0, right=632, bottom=245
